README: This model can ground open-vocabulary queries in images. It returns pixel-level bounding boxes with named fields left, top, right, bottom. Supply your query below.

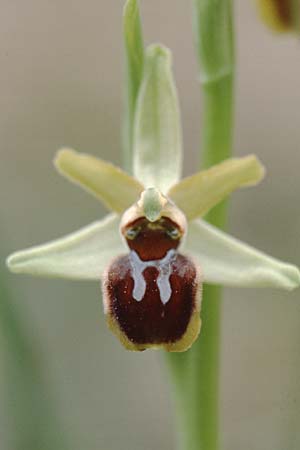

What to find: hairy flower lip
left=102, top=248, right=202, bottom=352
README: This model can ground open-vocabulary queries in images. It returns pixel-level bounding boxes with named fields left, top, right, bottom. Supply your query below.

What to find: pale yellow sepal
left=168, top=155, right=265, bottom=221
left=55, top=149, right=144, bottom=213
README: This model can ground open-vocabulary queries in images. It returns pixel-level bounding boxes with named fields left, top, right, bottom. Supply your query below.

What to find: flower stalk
left=168, top=1, right=234, bottom=450
left=123, top=0, right=144, bottom=173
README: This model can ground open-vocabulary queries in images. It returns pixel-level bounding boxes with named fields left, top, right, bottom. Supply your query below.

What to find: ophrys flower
left=256, top=0, right=300, bottom=32
left=7, top=45, right=300, bottom=352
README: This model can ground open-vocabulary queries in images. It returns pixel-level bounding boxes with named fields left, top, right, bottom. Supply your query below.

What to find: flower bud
left=256, top=0, right=300, bottom=32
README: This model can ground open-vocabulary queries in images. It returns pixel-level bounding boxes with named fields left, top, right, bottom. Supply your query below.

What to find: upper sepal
left=133, top=44, right=182, bottom=192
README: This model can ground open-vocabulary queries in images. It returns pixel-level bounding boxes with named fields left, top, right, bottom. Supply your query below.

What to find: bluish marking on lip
left=129, top=249, right=176, bottom=304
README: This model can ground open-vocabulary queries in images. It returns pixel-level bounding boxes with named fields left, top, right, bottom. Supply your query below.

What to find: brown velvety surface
left=105, top=253, right=198, bottom=347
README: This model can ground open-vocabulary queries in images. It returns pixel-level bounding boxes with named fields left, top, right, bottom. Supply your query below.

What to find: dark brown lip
left=104, top=252, right=200, bottom=348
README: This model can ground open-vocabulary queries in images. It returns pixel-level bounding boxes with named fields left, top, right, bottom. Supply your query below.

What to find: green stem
left=167, top=285, right=222, bottom=450
left=122, top=0, right=144, bottom=173
left=167, top=2, right=235, bottom=450
left=201, top=74, right=234, bottom=227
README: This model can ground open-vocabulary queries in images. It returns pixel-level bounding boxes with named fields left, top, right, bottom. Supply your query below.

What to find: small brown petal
left=123, top=216, right=182, bottom=261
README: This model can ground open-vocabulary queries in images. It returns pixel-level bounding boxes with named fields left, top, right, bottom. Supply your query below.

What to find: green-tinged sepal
left=55, top=148, right=144, bottom=213
left=185, top=219, right=300, bottom=290
left=6, top=214, right=125, bottom=280
left=133, top=44, right=182, bottom=192
left=169, top=155, right=265, bottom=220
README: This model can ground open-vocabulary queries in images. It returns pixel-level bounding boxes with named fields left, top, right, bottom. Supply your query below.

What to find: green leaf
left=55, top=148, right=144, bottom=213
left=7, top=214, right=125, bottom=280
left=133, top=44, right=182, bottom=193
left=169, top=155, right=265, bottom=220
left=184, top=219, right=300, bottom=290
left=123, top=0, right=144, bottom=172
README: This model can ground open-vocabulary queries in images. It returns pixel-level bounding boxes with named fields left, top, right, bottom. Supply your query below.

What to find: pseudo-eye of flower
left=125, top=226, right=141, bottom=240
left=6, top=44, right=300, bottom=352
left=166, top=226, right=181, bottom=240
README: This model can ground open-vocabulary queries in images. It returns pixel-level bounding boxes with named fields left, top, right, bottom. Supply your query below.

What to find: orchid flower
left=256, top=0, right=300, bottom=32
left=7, top=45, right=300, bottom=352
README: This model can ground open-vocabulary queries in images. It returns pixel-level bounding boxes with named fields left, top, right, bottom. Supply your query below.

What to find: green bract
left=7, top=44, right=300, bottom=294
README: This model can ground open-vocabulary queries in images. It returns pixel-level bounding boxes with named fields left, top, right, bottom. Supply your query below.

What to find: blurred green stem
left=123, top=0, right=144, bottom=173
left=0, top=273, right=67, bottom=450
left=292, top=0, right=300, bottom=32
left=167, top=2, right=235, bottom=450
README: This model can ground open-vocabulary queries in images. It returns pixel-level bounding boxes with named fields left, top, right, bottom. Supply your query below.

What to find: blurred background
left=1, top=1, right=299, bottom=449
